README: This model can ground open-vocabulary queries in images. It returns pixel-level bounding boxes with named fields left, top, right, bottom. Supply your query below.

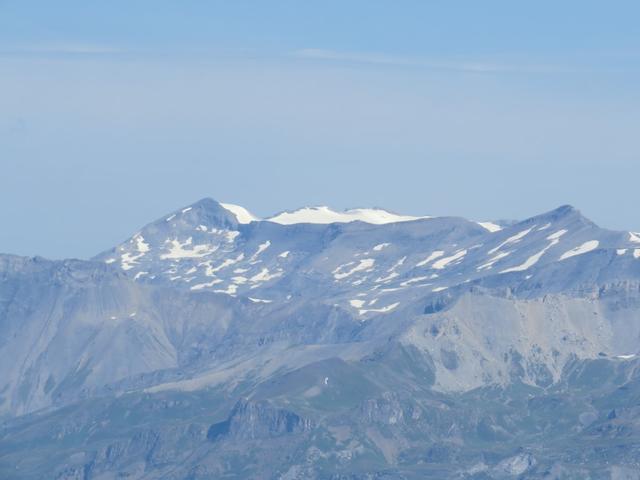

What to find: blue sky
left=2, top=1, right=640, bottom=259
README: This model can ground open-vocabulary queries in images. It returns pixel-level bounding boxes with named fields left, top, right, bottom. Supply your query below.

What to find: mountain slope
left=2, top=200, right=640, bottom=478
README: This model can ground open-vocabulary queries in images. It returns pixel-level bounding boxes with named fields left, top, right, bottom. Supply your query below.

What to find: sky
left=1, top=1, right=640, bottom=259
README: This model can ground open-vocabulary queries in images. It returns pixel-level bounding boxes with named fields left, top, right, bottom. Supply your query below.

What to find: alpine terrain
left=1, top=198, right=640, bottom=479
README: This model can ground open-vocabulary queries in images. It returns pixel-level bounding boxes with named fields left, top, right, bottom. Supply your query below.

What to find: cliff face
left=207, top=399, right=314, bottom=442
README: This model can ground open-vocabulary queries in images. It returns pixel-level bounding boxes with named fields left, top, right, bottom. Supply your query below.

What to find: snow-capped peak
left=266, top=206, right=429, bottom=225
left=220, top=202, right=260, bottom=224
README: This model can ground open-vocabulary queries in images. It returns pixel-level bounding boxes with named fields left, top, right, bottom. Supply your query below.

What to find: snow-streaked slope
left=5, top=200, right=640, bottom=420
left=94, top=200, right=640, bottom=315
left=5, top=200, right=640, bottom=479
left=266, top=206, right=429, bottom=225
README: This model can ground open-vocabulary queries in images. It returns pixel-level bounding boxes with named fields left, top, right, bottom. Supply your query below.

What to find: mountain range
left=1, top=199, right=640, bottom=479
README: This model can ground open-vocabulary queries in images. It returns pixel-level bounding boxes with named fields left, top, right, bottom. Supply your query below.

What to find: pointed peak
left=521, top=204, right=596, bottom=229
left=550, top=204, right=579, bottom=218
left=190, top=197, right=221, bottom=209
left=156, top=198, right=239, bottom=229
left=164, top=198, right=261, bottom=228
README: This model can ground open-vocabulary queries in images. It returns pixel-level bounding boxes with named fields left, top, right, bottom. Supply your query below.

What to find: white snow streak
left=333, top=259, right=375, bottom=280
left=559, top=240, right=599, bottom=260
left=477, top=222, right=502, bottom=232
left=477, top=251, right=511, bottom=271
left=250, top=241, right=271, bottom=262
left=160, top=237, right=217, bottom=259
left=432, top=250, right=467, bottom=270
left=501, top=230, right=567, bottom=273
left=416, top=251, right=445, bottom=267
left=358, top=302, right=400, bottom=316
left=488, top=228, right=533, bottom=255
left=190, top=279, right=224, bottom=290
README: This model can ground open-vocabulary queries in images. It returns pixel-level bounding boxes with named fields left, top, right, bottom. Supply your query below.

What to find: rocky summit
left=1, top=199, right=640, bottom=479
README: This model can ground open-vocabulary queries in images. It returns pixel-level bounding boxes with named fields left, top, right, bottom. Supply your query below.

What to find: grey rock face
left=1, top=199, right=640, bottom=478
left=207, top=398, right=313, bottom=441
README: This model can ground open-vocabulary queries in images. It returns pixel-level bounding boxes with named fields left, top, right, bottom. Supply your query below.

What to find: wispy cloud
left=293, top=48, right=578, bottom=74
left=295, top=48, right=416, bottom=66
left=0, top=43, right=123, bottom=56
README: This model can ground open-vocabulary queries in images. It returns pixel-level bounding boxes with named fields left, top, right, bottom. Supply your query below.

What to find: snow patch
left=267, top=206, right=428, bottom=225
left=501, top=230, right=567, bottom=273
left=190, top=279, right=224, bottom=290
left=416, top=251, right=445, bottom=267
left=389, top=256, right=406, bottom=270
left=358, top=302, right=400, bottom=316
left=488, top=228, right=533, bottom=255
left=373, top=243, right=390, bottom=251
left=500, top=251, right=544, bottom=273
left=559, top=240, right=599, bottom=260
left=120, top=252, right=144, bottom=271
left=349, top=299, right=365, bottom=308
left=248, top=297, right=272, bottom=304
left=333, top=259, right=375, bottom=280
left=477, top=221, right=502, bottom=232
left=400, top=276, right=431, bottom=287
left=134, top=235, right=150, bottom=253
left=201, top=253, right=244, bottom=276
left=220, top=202, right=259, bottom=224
left=477, top=251, right=510, bottom=271
left=546, top=229, right=568, bottom=240
left=616, top=354, right=637, bottom=360
left=161, top=237, right=217, bottom=259
left=375, top=272, right=399, bottom=283
left=432, top=250, right=467, bottom=270
left=250, top=268, right=283, bottom=283
left=250, top=241, right=271, bottom=262
left=214, top=284, right=238, bottom=296
left=119, top=234, right=151, bottom=270
left=225, top=231, right=240, bottom=243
